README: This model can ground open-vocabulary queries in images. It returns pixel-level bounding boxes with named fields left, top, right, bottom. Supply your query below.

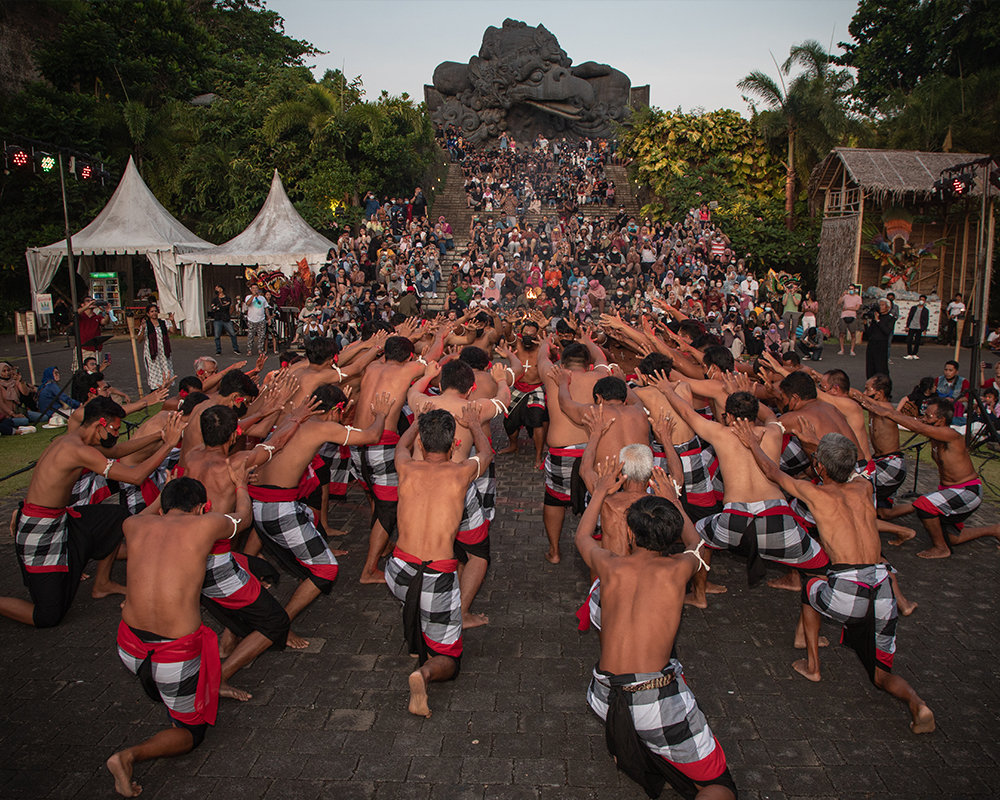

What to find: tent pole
left=58, top=152, right=85, bottom=371
left=126, top=314, right=144, bottom=398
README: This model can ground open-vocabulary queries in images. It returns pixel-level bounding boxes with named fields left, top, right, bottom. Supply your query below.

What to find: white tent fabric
left=178, top=170, right=335, bottom=275
left=25, top=156, right=214, bottom=336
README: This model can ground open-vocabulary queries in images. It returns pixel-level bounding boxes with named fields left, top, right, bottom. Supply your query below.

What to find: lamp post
left=57, top=151, right=85, bottom=371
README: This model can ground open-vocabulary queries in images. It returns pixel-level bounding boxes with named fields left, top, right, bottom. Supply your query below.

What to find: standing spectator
left=904, top=294, right=929, bottom=359
left=243, top=284, right=268, bottom=356
left=410, top=187, right=427, bottom=220
left=945, top=292, right=965, bottom=345
left=883, top=291, right=899, bottom=364
left=364, top=191, right=380, bottom=220
left=837, top=285, right=863, bottom=356
left=781, top=281, right=803, bottom=345
left=77, top=296, right=107, bottom=362
left=864, top=299, right=894, bottom=378
left=800, top=290, right=818, bottom=332
left=210, top=285, right=238, bottom=355
left=135, top=304, right=177, bottom=390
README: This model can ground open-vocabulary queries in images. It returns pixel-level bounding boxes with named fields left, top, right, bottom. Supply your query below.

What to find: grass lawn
left=0, top=405, right=162, bottom=499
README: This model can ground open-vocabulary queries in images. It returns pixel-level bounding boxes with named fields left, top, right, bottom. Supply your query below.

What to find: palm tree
left=739, top=40, right=857, bottom=229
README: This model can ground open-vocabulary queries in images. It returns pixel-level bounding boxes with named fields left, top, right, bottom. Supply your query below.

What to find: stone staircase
left=423, top=158, right=642, bottom=314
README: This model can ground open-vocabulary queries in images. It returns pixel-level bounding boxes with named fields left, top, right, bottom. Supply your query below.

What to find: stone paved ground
left=1, top=336, right=999, bottom=799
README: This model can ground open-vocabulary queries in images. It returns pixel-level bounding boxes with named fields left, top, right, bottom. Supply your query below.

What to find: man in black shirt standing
left=211, top=285, right=238, bottom=356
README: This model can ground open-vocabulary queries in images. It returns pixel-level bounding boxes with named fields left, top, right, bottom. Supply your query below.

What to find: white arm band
left=103, top=458, right=116, bottom=478
left=469, top=454, right=482, bottom=479
left=332, top=365, right=346, bottom=381
left=490, top=398, right=509, bottom=418
left=770, top=421, right=786, bottom=433
left=224, top=514, right=240, bottom=539
left=254, top=443, right=276, bottom=461
left=682, top=539, right=711, bottom=572
left=343, top=425, right=361, bottom=445
left=505, top=366, right=516, bottom=383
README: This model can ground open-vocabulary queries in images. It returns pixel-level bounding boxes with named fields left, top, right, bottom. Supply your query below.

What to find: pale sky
left=272, top=0, right=860, bottom=114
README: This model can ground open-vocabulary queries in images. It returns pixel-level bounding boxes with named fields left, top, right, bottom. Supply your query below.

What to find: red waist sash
left=116, top=620, right=221, bottom=726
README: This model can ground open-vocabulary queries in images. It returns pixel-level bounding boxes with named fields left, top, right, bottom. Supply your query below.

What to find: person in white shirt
left=945, top=292, right=965, bottom=347
left=243, top=284, right=269, bottom=356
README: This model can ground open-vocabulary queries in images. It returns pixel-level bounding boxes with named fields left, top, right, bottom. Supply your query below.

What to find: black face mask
left=521, top=334, right=536, bottom=347
left=234, top=402, right=249, bottom=417
left=101, top=432, right=119, bottom=448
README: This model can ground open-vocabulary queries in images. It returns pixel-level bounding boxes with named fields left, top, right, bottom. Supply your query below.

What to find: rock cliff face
left=425, top=19, right=633, bottom=144
left=0, top=0, right=64, bottom=97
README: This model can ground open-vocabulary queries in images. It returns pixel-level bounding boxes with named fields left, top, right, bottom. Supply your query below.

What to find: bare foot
left=286, top=630, right=310, bottom=649
left=767, top=571, right=802, bottom=591
left=534, top=458, right=545, bottom=471
left=704, top=582, right=727, bottom=594
left=219, top=631, right=240, bottom=659
left=910, top=704, right=935, bottom=734
left=888, top=528, right=917, bottom=546
left=80, top=572, right=91, bottom=582
left=792, top=658, right=821, bottom=682
left=794, top=635, right=829, bottom=650
left=220, top=681, right=252, bottom=701
left=106, top=752, right=141, bottom=797
left=462, top=612, right=489, bottom=629
left=684, top=592, right=707, bottom=609
left=544, top=550, right=561, bottom=565
left=897, top=597, right=918, bottom=615
left=92, top=581, right=127, bottom=599
left=360, top=568, right=387, bottom=584
left=496, top=442, right=519, bottom=455
left=330, top=548, right=349, bottom=557
left=327, top=528, right=349, bottom=537
left=917, top=546, right=951, bottom=559
left=408, top=670, right=431, bottom=718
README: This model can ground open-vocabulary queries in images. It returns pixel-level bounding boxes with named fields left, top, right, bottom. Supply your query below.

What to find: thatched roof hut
left=809, top=148, right=989, bottom=213
left=808, top=147, right=995, bottom=337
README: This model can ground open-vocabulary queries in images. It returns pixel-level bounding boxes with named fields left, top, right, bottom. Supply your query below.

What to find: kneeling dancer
left=388, top=404, right=492, bottom=717
left=577, top=460, right=737, bottom=800
left=108, top=475, right=253, bottom=797
left=734, top=423, right=935, bottom=734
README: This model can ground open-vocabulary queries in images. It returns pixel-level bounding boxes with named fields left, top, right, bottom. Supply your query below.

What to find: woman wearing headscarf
left=135, top=304, right=177, bottom=390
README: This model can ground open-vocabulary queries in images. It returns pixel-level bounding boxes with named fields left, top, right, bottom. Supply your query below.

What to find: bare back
left=597, top=553, right=694, bottom=675
left=354, top=360, right=421, bottom=430
left=396, top=458, right=477, bottom=561
left=707, top=422, right=785, bottom=503
left=546, top=368, right=605, bottom=446
left=121, top=511, right=232, bottom=639
left=796, top=479, right=882, bottom=564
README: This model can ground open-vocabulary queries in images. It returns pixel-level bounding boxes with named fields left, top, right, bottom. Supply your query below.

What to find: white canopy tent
left=177, top=170, right=335, bottom=274
left=25, top=156, right=214, bottom=337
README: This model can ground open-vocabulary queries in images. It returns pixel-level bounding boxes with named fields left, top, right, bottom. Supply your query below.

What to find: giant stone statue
left=426, top=19, right=634, bottom=144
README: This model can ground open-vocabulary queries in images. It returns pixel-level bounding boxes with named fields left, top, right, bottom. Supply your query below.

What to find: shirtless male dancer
left=182, top=403, right=313, bottom=688
left=655, top=381, right=829, bottom=586
left=499, top=319, right=547, bottom=467
left=578, top=460, right=738, bottom=800
left=251, top=385, right=392, bottom=638
left=389, top=405, right=491, bottom=717
left=0, top=397, right=184, bottom=627
left=537, top=339, right=610, bottom=563
left=407, top=359, right=511, bottom=627
left=354, top=333, right=446, bottom=583
left=860, top=396, right=983, bottom=559
left=107, top=470, right=253, bottom=797
left=733, top=424, right=936, bottom=734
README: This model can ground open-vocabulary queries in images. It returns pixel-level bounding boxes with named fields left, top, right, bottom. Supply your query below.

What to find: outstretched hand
left=583, top=404, right=614, bottom=438
left=548, top=364, right=569, bottom=385
left=648, top=465, right=680, bottom=502
left=227, top=457, right=256, bottom=489
left=593, top=456, right=626, bottom=496
left=650, top=409, right=675, bottom=443
left=370, top=391, right=393, bottom=418
left=792, top=417, right=820, bottom=447
left=160, top=412, right=187, bottom=447
left=290, top=395, right=322, bottom=424
left=721, top=370, right=754, bottom=396
left=730, top=417, right=763, bottom=450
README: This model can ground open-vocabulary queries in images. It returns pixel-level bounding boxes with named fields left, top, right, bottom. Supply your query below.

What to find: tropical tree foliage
left=738, top=40, right=861, bottom=229
left=618, top=108, right=820, bottom=280
left=0, top=0, right=438, bottom=320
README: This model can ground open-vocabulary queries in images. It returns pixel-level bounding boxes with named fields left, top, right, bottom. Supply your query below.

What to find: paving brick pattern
left=1, top=338, right=999, bottom=799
